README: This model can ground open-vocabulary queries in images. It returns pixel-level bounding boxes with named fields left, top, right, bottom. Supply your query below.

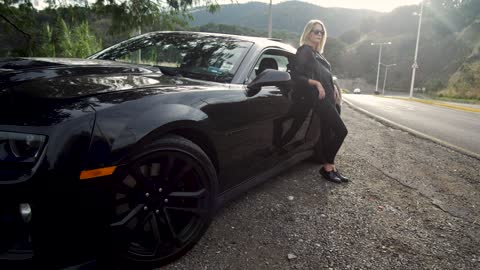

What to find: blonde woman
left=292, top=19, right=349, bottom=183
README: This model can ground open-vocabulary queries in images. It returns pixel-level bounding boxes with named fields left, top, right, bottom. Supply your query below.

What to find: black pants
left=314, top=99, right=348, bottom=164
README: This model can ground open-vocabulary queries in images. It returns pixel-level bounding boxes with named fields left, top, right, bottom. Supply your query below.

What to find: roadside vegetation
left=0, top=0, right=222, bottom=57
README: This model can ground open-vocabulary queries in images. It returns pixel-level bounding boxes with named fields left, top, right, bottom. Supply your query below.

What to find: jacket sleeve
left=292, top=46, right=314, bottom=88
left=291, top=46, right=315, bottom=99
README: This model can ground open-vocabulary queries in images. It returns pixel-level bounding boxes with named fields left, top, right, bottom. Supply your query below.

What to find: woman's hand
left=308, top=79, right=326, bottom=100
left=314, top=81, right=326, bottom=100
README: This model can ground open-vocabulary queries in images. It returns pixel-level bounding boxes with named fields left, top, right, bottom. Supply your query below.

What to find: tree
left=37, top=23, right=56, bottom=56
left=94, top=0, right=223, bottom=36
left=0, top=0, right=36, bottom=55
left=324, top=38, right=347, bottom=74
left=50, top=16, right=74, bottom=56
left=71, top=21, right=102, bottom=57
left=339, top=29, right=362, bottom=44
left=1, top=0, right=226, bottom=56
left=459, top=0, right=480, bottom=24
left=428, top=0, right=479, bottom=28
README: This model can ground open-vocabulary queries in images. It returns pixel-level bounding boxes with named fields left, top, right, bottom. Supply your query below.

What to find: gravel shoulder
left=163, top=105, right=480, bottom=270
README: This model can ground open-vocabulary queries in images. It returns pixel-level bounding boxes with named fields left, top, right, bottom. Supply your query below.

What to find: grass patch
left=425, top=94, right=480, bottom=104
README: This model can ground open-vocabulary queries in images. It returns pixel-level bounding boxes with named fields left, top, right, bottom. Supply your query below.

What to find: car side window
left=246, top=50, right=293, bottom=84
left=97, top=34, right=254, bottom=83
left=115, top=45, right=182, bottom=67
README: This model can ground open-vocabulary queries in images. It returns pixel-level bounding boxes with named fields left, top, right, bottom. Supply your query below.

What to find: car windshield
left=89, top=32, right=254, bottom=83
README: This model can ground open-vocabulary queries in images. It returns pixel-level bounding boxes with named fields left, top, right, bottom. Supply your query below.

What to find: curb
left=343, top=99, right=480, bottom=161
left=379, top=96, right=480, bottom=113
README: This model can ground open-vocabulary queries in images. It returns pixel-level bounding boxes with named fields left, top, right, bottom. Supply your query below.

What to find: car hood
left=0, top=57, right=213, bottom=100
left=0, top=57, right=223, bottom=126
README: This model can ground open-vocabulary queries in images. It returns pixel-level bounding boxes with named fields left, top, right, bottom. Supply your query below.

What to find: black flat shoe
left=335, top=170, right=349, bottom=183
left=319, top=167, right=342, bottom=183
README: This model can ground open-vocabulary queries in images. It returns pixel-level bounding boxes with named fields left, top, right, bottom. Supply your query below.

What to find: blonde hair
left=299, top=19, right=327, bottom=54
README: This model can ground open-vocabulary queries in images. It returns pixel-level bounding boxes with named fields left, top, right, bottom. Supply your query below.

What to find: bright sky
left=220, top=0, right=423, bottom=12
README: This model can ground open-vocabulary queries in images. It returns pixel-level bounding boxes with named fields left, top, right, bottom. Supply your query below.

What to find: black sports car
left=0, top=31, right=322, bottom=269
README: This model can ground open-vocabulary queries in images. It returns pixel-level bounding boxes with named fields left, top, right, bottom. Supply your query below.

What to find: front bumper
left=0, top=170, right=115, bottom=270
left=0, top=202, right=33, bottom=266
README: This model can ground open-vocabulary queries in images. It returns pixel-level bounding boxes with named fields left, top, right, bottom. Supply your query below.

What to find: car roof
left=137, top=31, right=298, bottom=53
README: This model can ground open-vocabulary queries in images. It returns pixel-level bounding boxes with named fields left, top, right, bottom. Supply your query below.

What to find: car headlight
left=0, top=131, right=47, bottom=164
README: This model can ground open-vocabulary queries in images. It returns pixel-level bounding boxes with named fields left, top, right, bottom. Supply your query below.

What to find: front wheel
left=107, top=135, right=217, bottom=269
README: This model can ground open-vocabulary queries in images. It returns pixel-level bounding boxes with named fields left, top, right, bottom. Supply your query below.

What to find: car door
left=246, top=49, right=315, bottom=159
left=202, top=48, right=314, bottom=192
left=201, top=83, right=289, bottom=193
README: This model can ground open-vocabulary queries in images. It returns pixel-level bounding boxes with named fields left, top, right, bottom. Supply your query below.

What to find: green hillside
left=331, top=2, right=479, bottom=99
left=190, top=1, right=381, bottom=37
left=439, top=20, right=480, bottom=99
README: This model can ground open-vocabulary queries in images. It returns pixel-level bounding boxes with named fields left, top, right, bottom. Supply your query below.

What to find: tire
left=107, top=135, right=218, bottom=269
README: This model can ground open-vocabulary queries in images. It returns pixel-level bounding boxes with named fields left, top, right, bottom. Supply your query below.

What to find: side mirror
left=246, top=69, right=291, bottom=97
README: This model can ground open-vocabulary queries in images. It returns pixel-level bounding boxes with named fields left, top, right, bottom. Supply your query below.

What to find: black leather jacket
left=291, top=44, right=336, bottom=106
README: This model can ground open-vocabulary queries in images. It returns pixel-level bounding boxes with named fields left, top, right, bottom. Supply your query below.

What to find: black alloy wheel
left=109, top=135, right=217, bottom=268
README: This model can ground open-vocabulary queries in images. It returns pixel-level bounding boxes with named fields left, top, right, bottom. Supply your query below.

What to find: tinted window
left=90, top=33, right=253, bottom=83
left=246, top=50, right=293, bottom=83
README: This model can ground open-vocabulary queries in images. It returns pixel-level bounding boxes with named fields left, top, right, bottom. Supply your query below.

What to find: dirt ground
left=163, top=104, right=480, bottom=270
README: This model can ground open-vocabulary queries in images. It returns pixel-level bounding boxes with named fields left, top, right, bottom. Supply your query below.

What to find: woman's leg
left=314, top=100, right=348, bottom=165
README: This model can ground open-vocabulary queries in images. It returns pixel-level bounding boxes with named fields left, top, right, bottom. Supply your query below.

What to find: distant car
left=353, top=88, right=361, bottom=94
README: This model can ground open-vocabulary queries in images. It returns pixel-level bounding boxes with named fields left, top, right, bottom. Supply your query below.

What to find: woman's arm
left=291, top=46, right=326, bottom=99
left=291, top=46, right=313, bottom=89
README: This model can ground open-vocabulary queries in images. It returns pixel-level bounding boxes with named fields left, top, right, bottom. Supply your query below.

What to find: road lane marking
left=378, top=96, right=480, bottom=113
left=343, top=99, right=480, bottom=161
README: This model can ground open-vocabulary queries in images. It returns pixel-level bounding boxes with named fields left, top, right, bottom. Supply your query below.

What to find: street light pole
left=375, top=44, right=382, bottom=94
left=382, top=63, right=396, bottom=95
left=371, top=42, right=391, bottom=94
left=409, top=1, right=424, bottom=98
left=268, top=0, right=273, bottom=38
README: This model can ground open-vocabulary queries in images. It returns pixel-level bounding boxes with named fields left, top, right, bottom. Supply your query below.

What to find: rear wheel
left=108, top=135, right=217, bottom=268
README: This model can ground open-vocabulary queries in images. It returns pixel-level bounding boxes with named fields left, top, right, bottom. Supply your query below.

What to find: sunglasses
left=311, top=29, right=325, bottom=36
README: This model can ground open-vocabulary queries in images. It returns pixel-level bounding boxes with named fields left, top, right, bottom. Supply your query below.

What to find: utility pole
left=409, top=1, right=424, bottom=98
left=268, top=0, right=272, bottom=38
left=382, top=63, right=396, bottom=95
left=371, top=42, right=391, bottom=94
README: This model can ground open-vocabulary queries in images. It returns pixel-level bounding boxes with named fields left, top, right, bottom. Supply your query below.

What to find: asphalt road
left=343, top=94, right=480, bottom=155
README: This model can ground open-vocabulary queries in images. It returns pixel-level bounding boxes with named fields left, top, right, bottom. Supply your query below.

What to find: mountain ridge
left=190, top=1, right=382, bottom=37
